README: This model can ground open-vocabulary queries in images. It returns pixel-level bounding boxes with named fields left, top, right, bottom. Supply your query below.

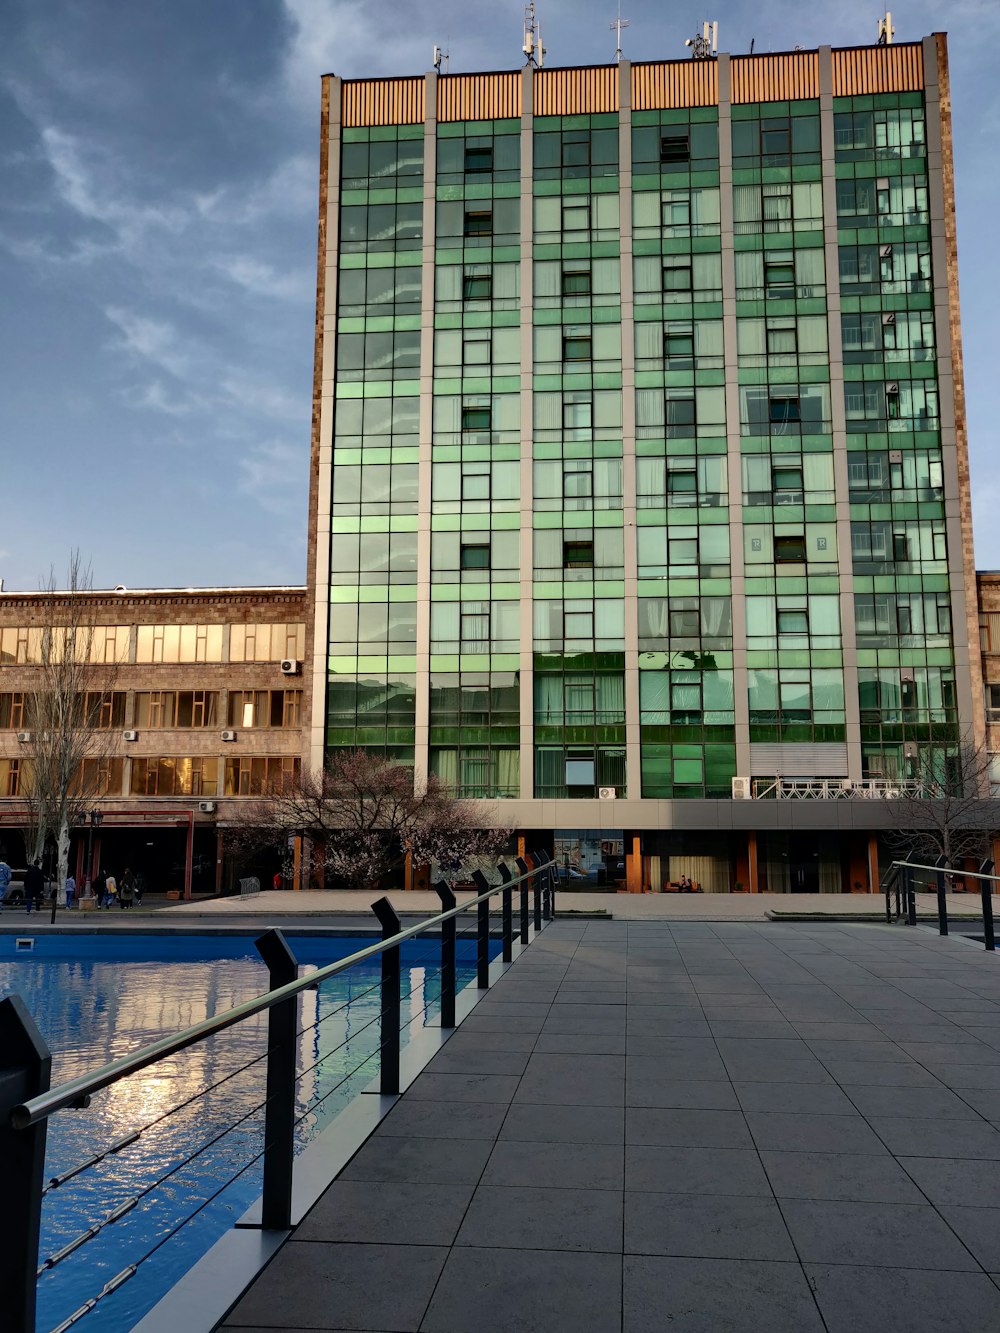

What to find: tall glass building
left=305, top=34, right=984, bottom=893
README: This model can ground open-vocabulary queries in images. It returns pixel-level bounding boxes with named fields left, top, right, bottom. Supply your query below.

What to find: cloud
left=214, top=253, right=312, bottom=301
left=239, top=440, right=307, bottom=515
left=104, top=306, right=192, bottom=379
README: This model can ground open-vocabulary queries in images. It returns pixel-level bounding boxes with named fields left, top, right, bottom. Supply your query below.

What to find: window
left=562, top=199, right=590, bottom=232
left=465, top=145, right=493, bottom=173
left=562, top=133, right=590, bottom=169
left=463, top=270, right=492, bottom=301
left=777, top=609, right=808, bottom=634
left=892, top=532, right=911, bottom=562
left=765, top=259, right=795, bottom=295
left=563, top=539, right=594, bottom=570
left=670, top=681, right=702, bottom=722
left=563, top=334, right=592, bottom=362
left=564, top=611, right=594, bottom=640
left=664, top=329, right=695, bottom=365
left=562, top=267, right=591, bottom=297
left=663, top=261, right=693, bottom=294
left=461, top=405, right=492, bottom=432
left=460, top=543, right=490, bottom=571
left=460, top=607, right=490, bottom=647
left=773, top=466, right=804, bottom=496
left=461, top=469, right=490, bottom=502
left=774, top=535, right=807, bottom=564
left=563, top=398, right=592, bottom=432
left=666, top=396, right=696, bottom=436
left=464, top=208, right=492, bottom=237
left=767, top=324, right=797, bottom=356
left=662, top=196, right=691, bottom=228
left=769, top=395, right=801, bottom=423
left=563, top=463, right=593, bottom=503
left=761, top=125, right=791, bottom=156
left=669, top=605, right=700, bottom=637
left=667, top=468, right=697, bottom=500
left=463, top=330, right=491, bottom=367
left=660, top=131, right=690, bottom=163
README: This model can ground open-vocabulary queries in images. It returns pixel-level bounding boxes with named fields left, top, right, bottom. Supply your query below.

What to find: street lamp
left=85, top=810, right=103, bottom=900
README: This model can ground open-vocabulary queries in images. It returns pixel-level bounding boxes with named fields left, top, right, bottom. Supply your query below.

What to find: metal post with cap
left=371, top=897, right=402, bottom=1094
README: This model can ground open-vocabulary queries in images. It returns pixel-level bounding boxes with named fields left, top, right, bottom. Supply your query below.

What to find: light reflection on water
left=0, top=935, right=462, bottom=1333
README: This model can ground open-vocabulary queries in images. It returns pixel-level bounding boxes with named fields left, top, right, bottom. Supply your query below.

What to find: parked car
left=1, top=870, right=28, bottom=907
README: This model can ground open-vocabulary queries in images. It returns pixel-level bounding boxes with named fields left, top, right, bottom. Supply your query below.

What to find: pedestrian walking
left=119, top=868, right=135, bottom=909
left=272, top=870, right=282, bottom=892
left=24, top=860, right=44, bottom=915
left=94, top=868, right=108, bottom=909
left=105, top=871, right=117, bottom=910
left=0, top=857, right=11, bottom=910
left=134, top=873, right=144, bottom=907
left=64, top=873, right=76, bottom=910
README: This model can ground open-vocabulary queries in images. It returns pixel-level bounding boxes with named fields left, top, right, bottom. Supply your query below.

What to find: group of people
left=90, top=867, right=140, bottom=909
left=0, top=858, right=143, bottom=911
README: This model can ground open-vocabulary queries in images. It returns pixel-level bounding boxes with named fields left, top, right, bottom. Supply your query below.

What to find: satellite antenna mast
left=523, top=2, right=546, bottom=68
left=685, top=19, right=718, bottom=59
left=877, top=11, right=894, bottom=44
left=432, top=44, right=450, bottom=73
left=610, top=2, right=630, bottom=63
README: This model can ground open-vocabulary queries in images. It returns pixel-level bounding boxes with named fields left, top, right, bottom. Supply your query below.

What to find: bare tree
left=887, top=726, right=998, bottom=868
left=226, top=749, right=510, bottom=890
left=19, top=554, right=122, bottom=895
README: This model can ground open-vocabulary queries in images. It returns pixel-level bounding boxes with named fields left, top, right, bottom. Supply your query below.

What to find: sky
left=2, top=0, right=999, bottom=591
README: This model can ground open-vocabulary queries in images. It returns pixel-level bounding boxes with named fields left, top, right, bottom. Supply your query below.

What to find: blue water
left=0, top=932, right=488, bottom=1333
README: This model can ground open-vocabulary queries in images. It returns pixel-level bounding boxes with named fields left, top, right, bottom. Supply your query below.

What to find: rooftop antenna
left=877, top=11, right=894, bottom=44
left=685, top=20, right=718, bottom=60
left=610, top=1, right=630, bottom=63
left=523, top=2, right=546, bottom=68
left=432, top=44, right=449, bottom=73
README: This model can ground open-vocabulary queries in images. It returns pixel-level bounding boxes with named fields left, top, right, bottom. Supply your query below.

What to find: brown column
left=626, top=833, right=643, bottom=893
left=215, top=828, right=225, bottom=895
left=404, top=849, right=414, bottom=891
left=183, top=816, right=193, bottom=901
left=747, top=831, right=759, bottom=893
left=867, top=834, right=880, bottom=895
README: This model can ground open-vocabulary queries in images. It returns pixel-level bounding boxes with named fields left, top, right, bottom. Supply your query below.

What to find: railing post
left=255, top=929, right=299, bottom=1231
left=0, top=996, right=51, bottom=1333
left=548, top=863, right=558, bottom=919
left=496, top=862, right=513, bottom=962
left=371, top=898, right=402, bottom=1095
left=979, top=859, right=996, bottom=952
left=477, top=893, right=490, bottom=989
left=434, top=882, right=457, bottom=1027
left=533, top=865, right=543, bottom=933
left=885, top=873, right=893, bottom=925
left=935, top=855, right=949, bottom=937
left=906, top=866, right=917, bottom=927
left=515, top=855, right=530, bottom=944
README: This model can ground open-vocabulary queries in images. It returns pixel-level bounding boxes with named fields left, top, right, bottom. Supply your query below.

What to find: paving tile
left=899, top=1041, right=1000, bottom=1066
left=733, top=1081, right=857, bottom=1116
left=456, top=1183, right=622, bottom=1252
left=876, top=1116, right=1000, bottom=1159
left=898, top=1156, right=1000, bottom=1208
left=622, top=1256, right=825, bottom=1333
left=782, top=1197, right=981, bottom=1270
left=341, top=1135, right=493, bottom=1185
left=533, top=1031, right=626, bottom=1055
left=514, top=1053, right=624, bottom=1106
left=625, top=1193, right=795, bottom=1260
left=791, top=1021, right=889, bottom=1041
left=707, top=1020, right=799, bottom=1040
left=498, top=1102, right=625, bottom=1145
left=541, top=1011, right=626, bottom=1037
left=625, top=1013, right=712, bottom=1038
left=625, top=1107, right=752, bottom=1149
left=405, top=1072, right=521, bottom=1103
left=470, top=1000, right=547, bottom=1017
left=622, top=1074, right=739, bottom=1109
left=224, top=1241, right=447, bottom=1331
left=937, top=1206, right=1000, bottom=1270
left=806, top=1264, right=1000, bottom=1333
left=625, top=1145, right=770, bottom=1197
left=932, top=1064, right=1000, bottom=1090
left=627, top=1044, right=728, bottom=1082
left=821, top=1059, right=942, bottom=1087
left=951, top=1089, right=1000, bottom=1121
left=375, top=1099, right=508, bottom=1141
left=425, top=1047, right=531, bottom=1076
left=481, top=1138, right=624, bottom=1190
left=746, top=1111, right=888, bottom=1156
left=719, top=1052, right=834, bottom=1085
left=803, top=1039, right=909, bottom=1063
left=295, top=1180, right=474, bottom=1245
left=760, top=1150, right=924, bottom=1204
left=846, top=1084, right=983, bottom=1121
left=459, top=1013, right=546, bottom=1034
left=421, top=1247, right=622, bottom=1333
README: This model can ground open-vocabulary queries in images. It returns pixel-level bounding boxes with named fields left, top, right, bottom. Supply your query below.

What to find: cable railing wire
left=294, top=1047, right=381, bottom=1128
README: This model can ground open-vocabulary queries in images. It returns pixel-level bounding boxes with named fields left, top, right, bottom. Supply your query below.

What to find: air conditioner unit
left=731, top=776, right=752, bottom=800
left=903, top=740, right=919, bottom=758
left=122, top=730, right=138, bottom=742
left=16, top=731, right=31, bottom=744
left=598, top=786, right=616, bottom=800
left=221, top=730, right=238, bottom=742
left=280, top=659, right=302, bottom=676
left=198, top=801, right=217, bottom=814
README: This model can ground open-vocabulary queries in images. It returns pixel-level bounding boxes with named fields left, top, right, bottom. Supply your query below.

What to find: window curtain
left=635, top=324, right=661, bottom=361
left=732, top=185, right=762, bottom=232
left=639, top=598, right=669, bottom=639
left=534, top=675, right=563, bottom=725
left=594, top=458, right=623, bottom=500
left=430, top=749, right=459, bottom=789
left=701, top=597, right=732, bottom=639
left=596, top=674, right=625, bottom=721
left=535, top=748, right=565, bottom=793
left=636, top=456, right=666, bottom=499
left=534, top=262, right=560, bottom=298
left=640, top=672, right=671, bottom=722
left=533, top=393, right=561, bottom=431
left=495, top=748, right=519, bottom=796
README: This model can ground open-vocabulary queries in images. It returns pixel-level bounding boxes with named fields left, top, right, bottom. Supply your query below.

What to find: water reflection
left=0, top=938, right=456, bottom=1333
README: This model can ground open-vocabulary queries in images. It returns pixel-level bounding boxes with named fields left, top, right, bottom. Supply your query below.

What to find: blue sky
left=2, top=0, right=998, bottom=590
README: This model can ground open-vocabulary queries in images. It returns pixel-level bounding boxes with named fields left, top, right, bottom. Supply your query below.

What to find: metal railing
left=239, top=876, right=261, bottom=898
left=752, top=777, right=923, bottom=800
left=0, top=852, right=558, bottom=1333
left=885, top=856, right=997, bottom=949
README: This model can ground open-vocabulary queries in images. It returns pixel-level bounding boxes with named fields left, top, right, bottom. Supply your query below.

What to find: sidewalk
left=219, top=919, right=1000, bottom=1332
left=158, top=888, right=999, bottom=924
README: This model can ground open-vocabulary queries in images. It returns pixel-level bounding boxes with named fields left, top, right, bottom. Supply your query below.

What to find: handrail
left=888, top=859, right=1000, bottom=885
left=11, top=857, right=554, bottom=1131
